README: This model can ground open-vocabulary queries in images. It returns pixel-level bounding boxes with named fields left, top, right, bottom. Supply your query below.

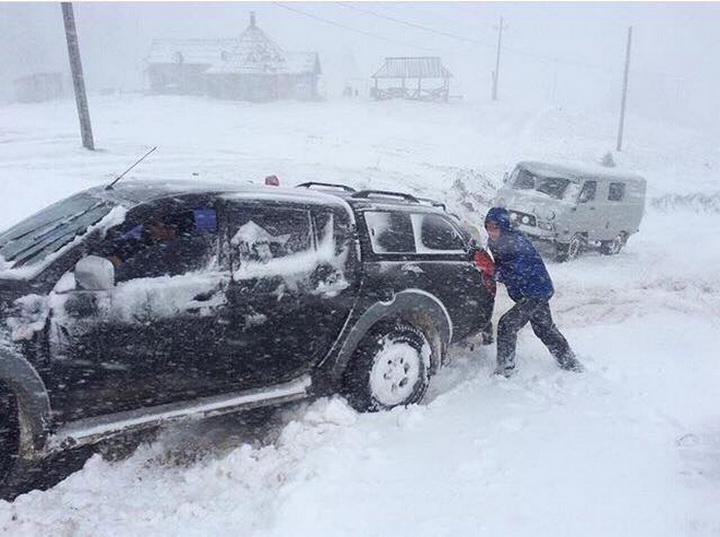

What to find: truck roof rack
left=416, top=197, right=447, bottom=211
left=296, top=182, right=356, bottom=193
left=350, top=190, right=420, bottom=203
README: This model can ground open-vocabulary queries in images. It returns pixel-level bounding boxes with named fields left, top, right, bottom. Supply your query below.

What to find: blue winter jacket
left=485, top=207, right=554, bottom=302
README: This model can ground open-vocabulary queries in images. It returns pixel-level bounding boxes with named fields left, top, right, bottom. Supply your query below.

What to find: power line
left=336, top=3, right=496, bottom=49
left=341, top=3, right=612, bottom=72
left=333, top=3, right=684, bottom=81
left=336, top=3, right=612, bottom=72
left=272, top=2, right=438, bottom=54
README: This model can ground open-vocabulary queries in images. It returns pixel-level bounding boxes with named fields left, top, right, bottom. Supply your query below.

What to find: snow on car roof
left=85, top=179, right=351, bottom=209
left=519, top=161, right=646, bottom=183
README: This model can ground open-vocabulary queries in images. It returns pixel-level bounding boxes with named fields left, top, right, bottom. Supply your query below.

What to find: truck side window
left=578, top=181, right=597, bottom=203
left=413, top=214, right=465, bottom=252
left=107, top=207, right=218, bottom=282
left=229, top=208, right=312, bottom=264
left=608, top=182, right=625, bottom=202
left=365, top=212, right=415, bottom=254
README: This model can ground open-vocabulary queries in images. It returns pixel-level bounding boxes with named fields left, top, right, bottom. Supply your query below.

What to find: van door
left=605, top=181, right=629, bottom=239
left=572, top=180, right=600, bottom=240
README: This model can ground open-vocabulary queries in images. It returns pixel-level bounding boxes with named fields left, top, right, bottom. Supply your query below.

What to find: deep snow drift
left=0, top=94, right=719, bottom=536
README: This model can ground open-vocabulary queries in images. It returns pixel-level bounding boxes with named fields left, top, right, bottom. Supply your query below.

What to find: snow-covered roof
left=147, top=39, right=237, bottom=66
left=519, top=161, right=646, bottom=183
left=147, top=13, right=320, bottom=76
left=372, top=57, right=452, bottom=79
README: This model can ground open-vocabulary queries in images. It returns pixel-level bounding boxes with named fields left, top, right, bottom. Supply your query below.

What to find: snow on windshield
left=0, top=206, right=127, bottom=280
left=511, top=167, right=571, bottom=200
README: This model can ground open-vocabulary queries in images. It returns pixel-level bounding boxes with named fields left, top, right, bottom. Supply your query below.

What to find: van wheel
left=0, top=385, right=20, bottom=488
left=554, top=234, right=584, bottom=262
left=600, top=232, right=627, bottom=255
left=344, top=320, right=430, bottom=412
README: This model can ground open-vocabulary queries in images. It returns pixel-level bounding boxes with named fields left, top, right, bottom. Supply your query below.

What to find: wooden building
left=371, top=57, right=452, bottom=102
left=14, top=73, right=64, bottom=103
left=146, top=13, right=321, bottom=102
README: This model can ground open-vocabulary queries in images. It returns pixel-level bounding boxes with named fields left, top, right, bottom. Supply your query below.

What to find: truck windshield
left=511, top=168, right=570, bottom=200
left=0, top=193, right=115, bottom=269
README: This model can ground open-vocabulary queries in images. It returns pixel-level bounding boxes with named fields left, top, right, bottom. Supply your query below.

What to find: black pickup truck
left=0, top=179, right=495, bottom=492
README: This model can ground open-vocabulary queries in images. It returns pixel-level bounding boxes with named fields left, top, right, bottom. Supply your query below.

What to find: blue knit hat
left=484, top=206, right=512, bottom=231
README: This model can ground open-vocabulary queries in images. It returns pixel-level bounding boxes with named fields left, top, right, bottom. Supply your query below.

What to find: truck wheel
left=600, top=232, right=627, bottom=255
left=0, top=385, right=20, bottom=487
left=344, top=320, right=430, bottom=412
left=554, top=234, right=584, bottom=262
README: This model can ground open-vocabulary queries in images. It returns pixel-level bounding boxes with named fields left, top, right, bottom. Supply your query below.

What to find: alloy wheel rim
left=369, top=342, right=421, bottom=406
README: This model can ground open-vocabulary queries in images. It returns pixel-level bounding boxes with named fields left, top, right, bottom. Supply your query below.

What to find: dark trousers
left=496, top=297, right=573, bottom=370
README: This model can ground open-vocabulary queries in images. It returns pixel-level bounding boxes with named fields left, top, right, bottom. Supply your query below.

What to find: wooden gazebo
left=371, top=57, right=452, bottom=102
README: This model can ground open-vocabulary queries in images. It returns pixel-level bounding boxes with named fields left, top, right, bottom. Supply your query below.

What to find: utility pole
left=616, top=26, right=633, bottom=152
left=491, top=16, right=507, bottom=101
left=61, top=2, right=94, bottom=150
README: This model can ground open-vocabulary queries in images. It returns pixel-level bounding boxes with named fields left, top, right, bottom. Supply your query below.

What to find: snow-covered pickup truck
left=0, top=180, right=495, bottom=493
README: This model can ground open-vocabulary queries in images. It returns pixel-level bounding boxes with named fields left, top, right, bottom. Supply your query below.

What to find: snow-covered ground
left=1, top=94, right=719, bottom=536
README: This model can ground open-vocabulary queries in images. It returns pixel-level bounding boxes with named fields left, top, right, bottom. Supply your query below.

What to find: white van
left=493, top=161, right=646, bottom=261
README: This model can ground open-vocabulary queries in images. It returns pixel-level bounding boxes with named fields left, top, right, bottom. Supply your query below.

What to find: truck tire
left=600, top=232, right=627, bottom=255
left=554, top=233, right=584, bottom=262
left=344, top=320, right=430, bottom=412
left=0, top=384, right=20, bottom=488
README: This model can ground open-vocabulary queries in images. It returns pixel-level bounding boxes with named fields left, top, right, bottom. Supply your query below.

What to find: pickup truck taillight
left=473, top=249, right=497, bottom=296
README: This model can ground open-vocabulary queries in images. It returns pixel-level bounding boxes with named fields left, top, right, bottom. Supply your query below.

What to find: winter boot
left=557, top=352, right=584, bottom=373
left=492, top=361, right=516, bottom=378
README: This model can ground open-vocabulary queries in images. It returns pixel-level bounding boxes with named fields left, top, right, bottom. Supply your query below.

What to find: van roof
left=518, top=161, right=646, bottom=184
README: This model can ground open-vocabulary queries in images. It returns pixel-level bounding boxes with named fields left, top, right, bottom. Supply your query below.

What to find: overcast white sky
left=1, top=2, right=719, bottom=131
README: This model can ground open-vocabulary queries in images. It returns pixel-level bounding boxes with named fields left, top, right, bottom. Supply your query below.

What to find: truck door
left=47, top=199, right=225, bottom=420
left=217, top=201, right=355, bottom=391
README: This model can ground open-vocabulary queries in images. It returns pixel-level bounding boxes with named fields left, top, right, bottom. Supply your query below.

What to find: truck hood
left=493, top=187, right=575, bottom=220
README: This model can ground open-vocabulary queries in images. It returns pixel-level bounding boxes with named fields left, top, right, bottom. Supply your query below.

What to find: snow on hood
left=493, top=184, right=578, bottom=220
left=0, top=206, right=128, bottom=281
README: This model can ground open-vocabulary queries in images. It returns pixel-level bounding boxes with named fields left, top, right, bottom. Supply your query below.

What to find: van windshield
left=0, top=193, right=115, bottom=269
left=510, top=168, right=570, bottom=200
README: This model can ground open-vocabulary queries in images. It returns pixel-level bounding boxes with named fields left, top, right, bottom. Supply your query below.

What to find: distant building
left=146, top=13, right=321, bottom=102
left=371, top=57, right=452, bottom=102
left=14, top=73, right=64, bottom=103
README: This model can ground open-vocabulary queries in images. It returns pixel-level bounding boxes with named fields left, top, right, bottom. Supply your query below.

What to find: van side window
left=578, top=181, right=597, bottom=203
left=412, top=214, right=465, bottom=252
left=608, top=182, right=626, bottom=202
left=365, top=212, right=415, bottom=254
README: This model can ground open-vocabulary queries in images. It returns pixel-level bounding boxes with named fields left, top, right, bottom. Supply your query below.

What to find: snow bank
left=0, top=95, right=718, bottom=536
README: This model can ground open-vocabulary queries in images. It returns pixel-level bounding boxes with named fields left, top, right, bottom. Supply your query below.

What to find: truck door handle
left=193, top=290, right=216, bottom=302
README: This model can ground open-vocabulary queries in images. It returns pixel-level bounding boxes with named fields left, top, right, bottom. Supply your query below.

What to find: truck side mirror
left=75, top=255, right=115, bottom=290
